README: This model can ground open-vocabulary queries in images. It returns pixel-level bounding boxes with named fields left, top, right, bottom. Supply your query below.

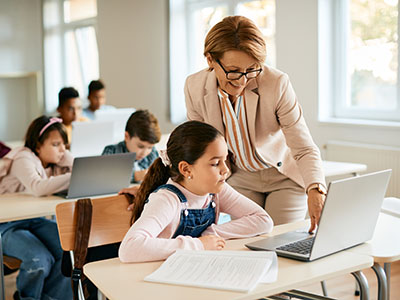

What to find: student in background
left=57, top=87, right=88, bottom=145
left=102, top=109, right=160, bottom=183
left=83, top=79, right=115, bottom=120
left=119, top=121, right=273, bottom=263
left=0, top=116, right=72, bottom=300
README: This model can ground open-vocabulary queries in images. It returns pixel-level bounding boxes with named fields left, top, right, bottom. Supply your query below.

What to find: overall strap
left=153, top=184, right=187, bottom=203
left=72, top=198, right=92, bottom=300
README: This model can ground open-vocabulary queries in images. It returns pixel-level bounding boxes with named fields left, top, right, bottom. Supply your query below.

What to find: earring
left=188, top=176, right=192, bottom=180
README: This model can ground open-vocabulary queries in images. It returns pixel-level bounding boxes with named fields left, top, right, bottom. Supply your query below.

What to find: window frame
left=42, top=0, right=99, bottom=113
left=332, top=0, right=400, bottom=122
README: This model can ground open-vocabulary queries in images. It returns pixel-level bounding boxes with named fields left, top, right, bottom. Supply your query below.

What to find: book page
left=144, top=250, right=277, bottom=293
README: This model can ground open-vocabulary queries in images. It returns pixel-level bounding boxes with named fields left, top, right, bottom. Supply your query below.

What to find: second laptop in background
left=70, top=121, right=115, bottom=157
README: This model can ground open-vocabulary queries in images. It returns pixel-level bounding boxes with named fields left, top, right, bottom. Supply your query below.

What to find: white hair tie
left=159, top=149, right=171, bottom=167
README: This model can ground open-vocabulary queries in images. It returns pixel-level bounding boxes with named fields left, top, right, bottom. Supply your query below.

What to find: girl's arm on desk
left=202, top=183, right=273, bottom=238
left=119, top=193, right=204, bottom=263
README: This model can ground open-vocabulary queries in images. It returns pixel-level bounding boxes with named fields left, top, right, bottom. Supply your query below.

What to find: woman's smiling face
left=208, top=50, right=260, bottom=97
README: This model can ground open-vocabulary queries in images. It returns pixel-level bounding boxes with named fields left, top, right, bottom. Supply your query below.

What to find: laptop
left=95, top=108, right=136, bottom=143
left=56, top=152, right=136, bottom=199
left=70, top=121, right=115, bottom=157
left=245, top=169, right=392, bottom=261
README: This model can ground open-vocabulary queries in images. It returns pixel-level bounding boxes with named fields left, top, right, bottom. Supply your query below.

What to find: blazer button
left=277, top=161, right=282, bottom=167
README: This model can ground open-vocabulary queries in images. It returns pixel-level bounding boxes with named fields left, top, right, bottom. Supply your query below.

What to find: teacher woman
left=184, top=16, right=326, bottom=232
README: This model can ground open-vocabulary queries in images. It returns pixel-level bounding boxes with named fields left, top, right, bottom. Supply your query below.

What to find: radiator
left=324, top=140, right=400, bottom=197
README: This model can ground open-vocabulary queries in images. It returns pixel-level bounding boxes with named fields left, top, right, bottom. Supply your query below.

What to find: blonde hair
left=204, top=16, right=267, bottom=68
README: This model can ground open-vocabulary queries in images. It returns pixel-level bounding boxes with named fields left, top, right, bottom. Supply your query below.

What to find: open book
left=144, top=250, right=278, bottom=293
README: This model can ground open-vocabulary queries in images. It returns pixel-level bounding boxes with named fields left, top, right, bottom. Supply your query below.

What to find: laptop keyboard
left=276, top=237, right=315, bottom=255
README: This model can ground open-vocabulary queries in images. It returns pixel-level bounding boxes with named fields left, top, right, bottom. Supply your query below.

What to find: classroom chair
left=56, top=194, right=133, bottom=300
left=379, top=197, right=400, bottom=298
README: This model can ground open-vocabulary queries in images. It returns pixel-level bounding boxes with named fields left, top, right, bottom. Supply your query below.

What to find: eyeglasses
left=216, top=59, right=262, bottom=80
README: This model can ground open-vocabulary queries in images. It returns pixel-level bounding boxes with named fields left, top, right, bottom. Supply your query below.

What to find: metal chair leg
left=372, top=263, right=387, bottom=300
left=320, top=280, right=328, bottom=296
left=384, top=263, right=391, bottom=300
left=352, top=271, right=370, bottom=300
left=70, top=251, right=85, bottom=300
left=355, top=280, right=360, bottom=296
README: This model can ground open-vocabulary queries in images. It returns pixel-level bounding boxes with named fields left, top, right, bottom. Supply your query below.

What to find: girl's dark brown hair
left=131, top=120, right=223, bottom=223
left=24, top=115, right=68, bottom=155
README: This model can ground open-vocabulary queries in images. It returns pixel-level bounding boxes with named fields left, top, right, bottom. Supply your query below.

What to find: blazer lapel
left=244, top=78, right=259, bottom=145
left=204, top=71, right=225, bottom=135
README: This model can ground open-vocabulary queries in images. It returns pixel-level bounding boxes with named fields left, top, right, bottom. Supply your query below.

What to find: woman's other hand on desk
left=199, top=235, right=226, bottom=250
left=119, top=185, right=140, bottom=211
left=307, top=190, right=326, bottom=233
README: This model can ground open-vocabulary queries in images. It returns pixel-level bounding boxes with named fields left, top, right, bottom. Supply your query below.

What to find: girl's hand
left=198, top=235, right=226, bottom=250
left=119, top=185, right=140, bottom=211
left=119, top=185, right=140, bottom=196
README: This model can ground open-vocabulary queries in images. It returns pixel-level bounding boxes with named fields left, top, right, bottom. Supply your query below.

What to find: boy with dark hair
left=102, top=110, right=161, bottom=183
left=83, top=79, right=115, bottom=120
left=57, top=87, right=88, bottom=144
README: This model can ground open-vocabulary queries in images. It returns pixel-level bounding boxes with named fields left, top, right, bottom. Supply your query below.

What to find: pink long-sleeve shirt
left=119, top=179, right=273, bottom=263
left=0, top=146, right=72, bottom=196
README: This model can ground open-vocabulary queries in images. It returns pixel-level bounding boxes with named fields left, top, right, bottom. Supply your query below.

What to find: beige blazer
left=184, top=66, right=325, bottom=189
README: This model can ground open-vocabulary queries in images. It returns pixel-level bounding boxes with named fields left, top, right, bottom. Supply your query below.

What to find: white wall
left=0, top=0, right=43, bottom=141
left=97, top=0, right=175, bottom=134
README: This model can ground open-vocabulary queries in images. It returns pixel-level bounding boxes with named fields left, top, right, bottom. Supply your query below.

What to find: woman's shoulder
left=255, top=65, right=292, bottom=95
left=259, top=65, right=289, bottom=82
left=186, top=68, right=213, bottom=86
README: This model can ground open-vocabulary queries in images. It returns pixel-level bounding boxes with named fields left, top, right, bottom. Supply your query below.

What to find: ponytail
left=131, top=120, right=222, bottom=224
left=131, top=158, right=170, bottom=224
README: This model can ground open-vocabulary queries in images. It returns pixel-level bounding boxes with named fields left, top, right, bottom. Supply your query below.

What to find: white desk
left=0, top=193, right=70, bottom=223
left=322, top=160, right=367, bottom=177
left=381, top=197, right=400, bottom=218
left=0, top=193, right=70, bottom=300
left=349, top=212, right=400, bottom=300
left=84, top=221, right=373, bottom=300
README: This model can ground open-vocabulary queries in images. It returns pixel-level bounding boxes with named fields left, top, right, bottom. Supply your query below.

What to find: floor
left=3, top=260, right=400, bottom=299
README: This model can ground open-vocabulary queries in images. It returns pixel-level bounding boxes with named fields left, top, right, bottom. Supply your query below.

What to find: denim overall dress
left=152, top=184, right=216, bottom=238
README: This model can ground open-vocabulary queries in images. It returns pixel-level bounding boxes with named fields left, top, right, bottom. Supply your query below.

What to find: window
left=43, top=0, right=99, bottom=113
left=169, top=0, right=275, bottom=124
left=332, top=0, right=400, bottom=122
